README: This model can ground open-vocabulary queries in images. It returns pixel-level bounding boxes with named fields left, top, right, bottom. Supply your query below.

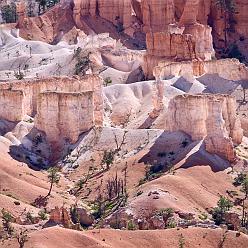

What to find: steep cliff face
left=141, top=0, right=175, bottom=32
left=18, top=2, right=74, bottom=43
left=98, top=0, right=133, bottom=29
left=174, top=0, right=211, bottom=24
left=234, top=0, right=248, bottom=39
left=165, top=94, right=243, bottom=161
left=141, top=0, right=248, bottom=78
left=179, top=0, right=199, bottom=26
left=144, top=31, right=196, bottom=77
left=0, top=89, right=24, bottom=122
left=73, top=0, right=133, bottom=32
left=144, top=23, right=214, bottom=78
left=0, top=76, right=103, bottom=120
left=35, top=91, right=94, bottom=152
left=154, top=58, right=248, bottom=81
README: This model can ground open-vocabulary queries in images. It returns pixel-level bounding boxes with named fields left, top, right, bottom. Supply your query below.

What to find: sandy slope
left=2, top=226, right=248, bottom=248
left=129, top=165, right=235, bottom=217
left=0, top=138, right=73, bottom=217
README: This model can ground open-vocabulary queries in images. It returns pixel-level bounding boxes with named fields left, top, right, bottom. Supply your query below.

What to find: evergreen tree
left=1, top=3, right=16, bottom=23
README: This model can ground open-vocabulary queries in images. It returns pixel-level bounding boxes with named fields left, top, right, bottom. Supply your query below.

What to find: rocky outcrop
left=143, top=23, right=214, bottom=78
left=224, top=212, right=241, bottom=231
left=49, top=207, right=73, bottom=228
left=73, top=0, right=133, bottom=32
left=74, top=207, right=94, bottom=227
left=154, top=58, right=248, bottom=81
left=16, top=0, right=26, bottom=28
left=0, top=89, right=24, bottom=122
left=165, top=94, right=243, bottom=161
left=18, top=2, right=74, bottom=43
left=0, top=75, right=103, bottom=119
left=141, top=0, right=175, bottom=33
left=0, top=76, right=104, bottom=159
left=34, top=91, right=94, bottom=150
left=150, top=79, right=164, bottom=118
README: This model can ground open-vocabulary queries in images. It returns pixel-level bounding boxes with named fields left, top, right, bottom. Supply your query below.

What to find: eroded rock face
left=35, top=91, right=94, bottom=148
left=16, top=0, right=26, bottom=28
left=0, top=76, right=104, bottom=159
left=18, top=2, right=74, bottom=43
left=224, top=212, right=241, bottom=231
left=49, top=207, right=73, bottom=228
left=179, top=0, right=199, bottom=26
left=0, top=75, right=103, bottom=118
left=0, top=90, right=24, bottom=122
left=143, top=23, right=214, bottom=78
left=141, top=0, right=175, bottom=33
left=73, top=0, right=133, bottom=31
left=165, top=94, right=243, bottom=161
left=154, top=58, right=248, bottom=81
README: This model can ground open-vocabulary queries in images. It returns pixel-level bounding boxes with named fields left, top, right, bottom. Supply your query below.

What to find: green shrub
left=233, top=172, right=247, bottom=186
left=211, top=196, right=233, bottom=225
left=104, top=77, right=112, bottom=86
left=127, top=220, right=136, bottom=230
left=38, top=210, right=47, bottom=220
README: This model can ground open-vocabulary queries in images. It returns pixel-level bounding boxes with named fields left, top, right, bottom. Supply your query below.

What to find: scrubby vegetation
left=211, top=196, right=233, bottom=225
left=47, top=167, right=60, bottom=197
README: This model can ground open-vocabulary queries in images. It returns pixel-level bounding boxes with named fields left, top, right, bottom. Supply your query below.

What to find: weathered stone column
left=149, top=79, right=164, bottom=119
left=16, top=0, right=26, bottom=28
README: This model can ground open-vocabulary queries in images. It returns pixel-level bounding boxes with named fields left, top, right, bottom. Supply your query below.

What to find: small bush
left=198, top=212, right=208, bottom=221
left=101, top=150, right=115, bottom=169
left=156, top=208, right=174, bottom=217
left=211, top=196, right=233, bottom=225
left=26, top=212, right=35, bottom=224
left=1, top=209, right=14, bottom=235
left=38, top=210, right=47, bottom=220
left=104, top=77, right=112, bottom=86
left=14, top=71, right=24, bottom=80
left=233, top=172, right=247, bottom=186
left=127, top=220, right=136, bottom=230
left=166, top=218, right=176, bottom=229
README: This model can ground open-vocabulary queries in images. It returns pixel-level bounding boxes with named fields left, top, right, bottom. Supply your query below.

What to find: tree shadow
left=138, top=131, right=230, bottom=173
left=8, top=127, right=50, bottom=171
left=138, top=131, right=192, bottom=169
left=138, top=115, right=157, bottom=129
left=180, top=142, right=231, bottom=173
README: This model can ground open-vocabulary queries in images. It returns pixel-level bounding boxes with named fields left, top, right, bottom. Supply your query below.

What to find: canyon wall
left=0, top=76, right=104, bottom=154
left=0, top=89, right=24, bottom=122
left=17, top=2, right=75, bottom=43
left=35, top=91, right=94, bottom=150
left=141, top=0, right=175, bottom=33
left=0, top=75, right=103, bottom=119
left=141, top=0, right=215, bottom=78
left=140, top=0, right=248, bottom=78
left=14, top=0, right=248, bottom=60
left=73, top=0, right=133, bottom=32
left=165, top=94, right=243, bottom=161
left=154, top=58, right=248, bottom=81
left=143, top=25, right=214, bottom=78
